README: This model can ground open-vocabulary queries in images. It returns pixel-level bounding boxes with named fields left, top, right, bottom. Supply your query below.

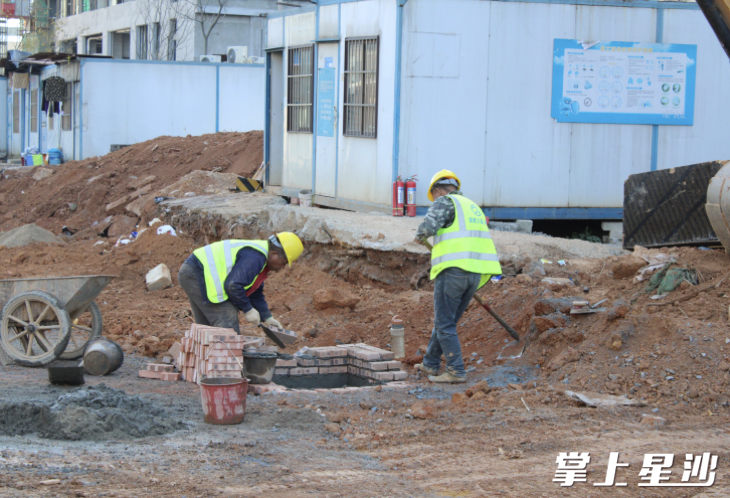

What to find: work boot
left=414, top=363, right=438, bottom=376
left=428, top=371, right=467, bottom=384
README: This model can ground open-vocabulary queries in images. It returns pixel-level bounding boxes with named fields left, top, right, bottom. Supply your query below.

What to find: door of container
left=267, top=51, right=284, bottom=186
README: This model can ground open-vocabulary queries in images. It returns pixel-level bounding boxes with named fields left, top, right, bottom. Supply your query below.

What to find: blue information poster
left=551, top=39, right=697, bottom=125
left=317, top=68, right=336, bottom=137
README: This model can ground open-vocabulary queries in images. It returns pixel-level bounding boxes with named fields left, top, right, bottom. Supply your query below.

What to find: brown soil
left=0, top=131, right=262, bottom=235
left=2, top=227, right=730, bottom=418
left=2, top=133, right=730, bottom=496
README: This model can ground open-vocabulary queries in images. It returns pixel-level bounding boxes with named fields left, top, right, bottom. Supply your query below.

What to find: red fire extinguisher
left=405, top=175, right=418, bottom=217
left=392, top=176, right=404, bottom=217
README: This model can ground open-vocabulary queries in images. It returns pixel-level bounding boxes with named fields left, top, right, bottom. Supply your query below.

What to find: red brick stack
left=178, top=324, right=265, bottom=383
left=139, top=363, right=182, bottom=381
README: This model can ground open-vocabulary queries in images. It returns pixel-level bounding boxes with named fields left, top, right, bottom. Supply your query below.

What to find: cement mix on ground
left=0, top=224, right=65, bottom=248
left=159, top=192, right=628, bottom=260
left=0, top=384, right=184, bottom=441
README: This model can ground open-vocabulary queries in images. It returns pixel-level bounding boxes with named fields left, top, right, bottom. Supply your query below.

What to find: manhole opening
left=273, top=373, right=380, bottom=390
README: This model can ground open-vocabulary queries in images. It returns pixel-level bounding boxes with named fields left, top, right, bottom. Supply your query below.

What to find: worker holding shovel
left=413, top=170, right=502, bottom=383
left=178, top=233, right=303, bottom=334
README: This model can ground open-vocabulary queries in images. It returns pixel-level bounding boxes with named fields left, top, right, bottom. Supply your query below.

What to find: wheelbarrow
left=0, top=275, right=115, bottom=367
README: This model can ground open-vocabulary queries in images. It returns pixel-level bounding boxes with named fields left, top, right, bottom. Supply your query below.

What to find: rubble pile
left=0, top=131, right=262, bottom=235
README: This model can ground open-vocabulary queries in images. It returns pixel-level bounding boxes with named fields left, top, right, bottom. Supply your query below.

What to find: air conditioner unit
left=227, top=46, right=248, bottom=63
left=200, top=55, right=221, bottom=63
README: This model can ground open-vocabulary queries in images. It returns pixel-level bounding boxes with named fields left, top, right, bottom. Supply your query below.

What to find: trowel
left=421, top=241, right=525, bottom=359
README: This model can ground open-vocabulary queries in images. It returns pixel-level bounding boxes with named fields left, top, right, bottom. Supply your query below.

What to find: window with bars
left=344, top=37, right=378, bottom=138
left=168, top=19, right=177, bottom=61
left=30, top=90, right=38, bottom=133
left=12, top=92, right=19, bottom=134
left=61, top=83, right=72, bottom=131
left=137, top=25, right=148, bottom=60
left=287, top=45, right=313, bottom=133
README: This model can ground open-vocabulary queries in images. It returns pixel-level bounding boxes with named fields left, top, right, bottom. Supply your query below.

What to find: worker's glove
left=244, top=308, right=261, bottom=326
left=264, top=317, right=283, bottom=329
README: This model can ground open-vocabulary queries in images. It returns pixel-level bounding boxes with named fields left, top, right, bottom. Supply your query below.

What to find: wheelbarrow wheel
left=60, top=301, right=103, bottom=360
left=0, top=291, right=72, bottom=367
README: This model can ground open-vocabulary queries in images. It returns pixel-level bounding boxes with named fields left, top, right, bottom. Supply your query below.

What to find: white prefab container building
left=7, top=58, right=265, bottom=161
left=263, top=0, right=730, bottom=219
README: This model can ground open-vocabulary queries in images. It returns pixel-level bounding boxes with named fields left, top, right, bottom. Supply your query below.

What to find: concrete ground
left=158, top=192, right=628, bottom=261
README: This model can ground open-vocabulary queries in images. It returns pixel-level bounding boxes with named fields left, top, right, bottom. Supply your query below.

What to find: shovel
left=421, top=241, right=525, bottom=359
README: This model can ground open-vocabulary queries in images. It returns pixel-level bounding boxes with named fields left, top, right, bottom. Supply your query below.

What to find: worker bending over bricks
left=414, top=170, right=502, bottom=384
left=178, top=232, right=304, bottom=334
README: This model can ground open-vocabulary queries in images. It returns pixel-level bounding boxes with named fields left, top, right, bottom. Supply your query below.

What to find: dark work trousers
left=178, top=261, right=241, bottom=334
left=422, top=267, right=480, bottom=377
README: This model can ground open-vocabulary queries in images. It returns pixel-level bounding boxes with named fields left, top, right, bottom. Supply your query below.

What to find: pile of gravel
left=0, top=384, right=184, bottom=441
left=0, top=224, right=64, bottom=248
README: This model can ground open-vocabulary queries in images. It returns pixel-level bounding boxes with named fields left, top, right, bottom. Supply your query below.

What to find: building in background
left=52, top=0, right=310, bottom=61
left=5, top=55, right=264, bottom=160
left=263, top=0, right=730, bottom=219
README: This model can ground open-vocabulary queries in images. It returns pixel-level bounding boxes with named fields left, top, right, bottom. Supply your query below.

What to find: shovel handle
left=421, top=239, right=520, bottom=341
left=472, top=293, right=520, bottom=341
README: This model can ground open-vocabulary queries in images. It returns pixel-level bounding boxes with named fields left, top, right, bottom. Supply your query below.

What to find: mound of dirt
left=0, top=384, right=184, bottom=441
left=0, top=131, right=262, bottom=235
left=157, top=170, right=241, bottom=198
left=0, top=223, right=65, bottom=248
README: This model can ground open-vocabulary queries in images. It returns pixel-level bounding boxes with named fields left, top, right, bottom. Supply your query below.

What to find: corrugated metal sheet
left=400, top=0, right=490, bottom=206
left=484, top=1, right=575, bottom=207
left=267, top=17, right=284, bottom=48
left=568, top=5, right=655, bottom=207
left=269, top=0, right=730, bottom=213
left=319, top=4, right=339, bottom=39
left=287, top=12, right=316, bottom=46
left=336, top=0, right=397, bottom=206
left=658, top=10, right=730, bottom=169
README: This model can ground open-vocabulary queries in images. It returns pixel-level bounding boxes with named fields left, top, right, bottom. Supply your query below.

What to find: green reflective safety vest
left=193, top=240, right=268, bottom=304
left=430, top=194, right=502, bottom=288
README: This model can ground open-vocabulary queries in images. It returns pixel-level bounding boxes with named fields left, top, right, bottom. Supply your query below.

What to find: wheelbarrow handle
left=421, top=239, right=520, bottom=342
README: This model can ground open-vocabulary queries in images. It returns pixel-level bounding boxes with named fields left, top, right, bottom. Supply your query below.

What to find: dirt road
left=2, top=133, right=730, bottom=496
left=2, top=355, right=729, bottom=497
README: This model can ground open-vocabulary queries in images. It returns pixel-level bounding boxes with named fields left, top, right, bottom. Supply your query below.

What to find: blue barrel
left=48, top=148, right=63, bottom=165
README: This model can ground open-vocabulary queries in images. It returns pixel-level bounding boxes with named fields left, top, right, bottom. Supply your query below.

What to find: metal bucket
left=199, top=377, right=249, bottom=425
left=242, top=351, right=277, bottom=384
left=83, top=337, right=124, bottom=376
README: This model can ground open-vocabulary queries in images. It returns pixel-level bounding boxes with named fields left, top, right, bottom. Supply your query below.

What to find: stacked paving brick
left=139, top=363, right=182, bottom=381
left=178, top=324, right=266, bottom=383
left=274, top=344, right=407, bottom=382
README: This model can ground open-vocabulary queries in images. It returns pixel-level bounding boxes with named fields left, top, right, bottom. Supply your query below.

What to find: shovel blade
left=497, top=339, right=526, bottom=360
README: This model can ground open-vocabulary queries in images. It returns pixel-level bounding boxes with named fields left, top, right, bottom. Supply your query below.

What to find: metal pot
left=83, top=337, right=124, bottom=376
left=242, top=351, right=277, bottom=384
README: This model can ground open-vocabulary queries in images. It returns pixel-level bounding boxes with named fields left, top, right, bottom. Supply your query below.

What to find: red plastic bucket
left=199, top=378, right=249, bottom=425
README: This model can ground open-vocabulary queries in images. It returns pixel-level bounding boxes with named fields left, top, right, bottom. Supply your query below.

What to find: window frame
left=343, top=36, right=379, bottom=139
left=286, top=44, right=314, bottom=134
left=168, top=19, right=177, bottom=61
left=136, top=25, right=148, bottom=60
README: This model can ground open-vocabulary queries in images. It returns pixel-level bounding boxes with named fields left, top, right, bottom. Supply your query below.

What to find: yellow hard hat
left=427, top=170, right=461, bottom=202
left=276, top=232, right=303, bottom=266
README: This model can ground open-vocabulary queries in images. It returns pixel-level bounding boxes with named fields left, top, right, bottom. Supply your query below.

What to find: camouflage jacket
left=415, top=190, right=463, bottom=240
